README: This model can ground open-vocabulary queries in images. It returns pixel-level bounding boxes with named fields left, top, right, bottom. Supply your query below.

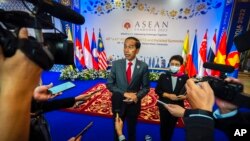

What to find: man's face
left=123, top=39, right=139, bottom=61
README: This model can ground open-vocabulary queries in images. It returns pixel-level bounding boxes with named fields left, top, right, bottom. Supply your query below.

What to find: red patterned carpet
left=65, top=83, right=189, bottom=127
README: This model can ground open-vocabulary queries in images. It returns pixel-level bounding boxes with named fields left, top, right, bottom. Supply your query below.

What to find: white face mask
left=170, top=66, right=180, bottom=73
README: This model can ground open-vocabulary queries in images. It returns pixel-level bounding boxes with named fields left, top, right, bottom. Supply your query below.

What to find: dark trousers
left=159, top=108, right=178, bottom=141
left=112, top=100, right=140, bottom=141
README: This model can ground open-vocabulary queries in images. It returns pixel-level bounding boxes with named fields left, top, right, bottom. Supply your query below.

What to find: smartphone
left=157, top=100, right=168, bottom=106
left=48, top=82, right=75, bottom=94
left=75, top=121, right=94, bottom=139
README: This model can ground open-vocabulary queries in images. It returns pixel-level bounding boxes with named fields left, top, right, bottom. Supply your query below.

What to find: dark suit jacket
left=30, top=98, right=75, bottom=141
left=185, top=112, right=250, bottom=141
left=31, top=97, right=75, bottom=115
left=106, top=59, right=150, bottom=114
left=184, top=116, right=214, bottom=141
left=155, top=71, right=188, bottom=110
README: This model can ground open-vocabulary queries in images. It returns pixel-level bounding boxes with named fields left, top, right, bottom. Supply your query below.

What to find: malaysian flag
left=97, top=29, right=108, bottom=70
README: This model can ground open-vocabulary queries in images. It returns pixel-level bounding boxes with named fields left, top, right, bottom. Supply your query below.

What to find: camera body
left=0, top=9, right=74, bottom=70
left=197, top=76, right=244, bottom=106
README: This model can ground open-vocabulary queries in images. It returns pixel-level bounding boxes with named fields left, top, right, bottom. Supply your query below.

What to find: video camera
left=196, top=67, right=246, bottom=107
left=0, top=0, right=85, bottom=70
left=200, top=31, right=250, bottom=108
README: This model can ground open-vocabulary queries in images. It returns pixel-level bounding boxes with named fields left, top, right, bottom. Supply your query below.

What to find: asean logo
left=123, top=21, right=132, bottom=30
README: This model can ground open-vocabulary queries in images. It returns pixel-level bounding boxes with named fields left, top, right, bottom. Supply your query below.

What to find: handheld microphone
left=203, top=62, right=234, bottom=73
left=75, top=121, right=93, bottom=139
left=25, top=0, right=85, bottom=24
left=0, top=9, right=52, bottom=29
left=0, top=10, right=36, bottom=27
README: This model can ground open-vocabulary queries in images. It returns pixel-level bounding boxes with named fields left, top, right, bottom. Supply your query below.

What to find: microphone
left=0, top=9, right=52, bottom=28
left=25, top=0, right=85, bottom=24
left=203, top=62, right=234, bottom=73
left=0, top=10, right=35, bottom=27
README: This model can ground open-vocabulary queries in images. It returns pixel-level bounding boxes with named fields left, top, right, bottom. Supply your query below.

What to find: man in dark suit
left=106, top=37, right=150, bottom=141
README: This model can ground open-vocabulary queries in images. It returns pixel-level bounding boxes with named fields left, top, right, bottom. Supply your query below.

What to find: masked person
left=155, top=55, right=188, bottom=141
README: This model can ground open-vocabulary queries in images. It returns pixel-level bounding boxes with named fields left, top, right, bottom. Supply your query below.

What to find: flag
left=186, top=34, right=198, bottom=77
left=65, top=24, right=73, bottom=41
left=182, top=31, right=190, bottom=64
left=207, top=30, right=217, bottom=75
left=97, top=30, right=108, bottom=70
left=83, top=29, right=93, bottom=69
left=91, top=29, right=99, bottom=70
left=180, top=31, right=189, bottom=73
left=213, top=31, right=227, bottom=76
left=74, top=25, right=86, bottom=70
left=198, top=30, right=208, bottom=77
left=226, top=43, right=240, bottom=78
left=72, top=0, right=85, bottom=70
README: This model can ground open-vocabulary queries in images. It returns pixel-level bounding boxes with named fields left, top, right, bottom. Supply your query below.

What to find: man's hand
left=68, top=136, right=82, bottom=141
left=115, top=113, right=123, bottom=136
left=124, top=92, right=137, bottom=103
left=185, top=79, right=214, bottom=112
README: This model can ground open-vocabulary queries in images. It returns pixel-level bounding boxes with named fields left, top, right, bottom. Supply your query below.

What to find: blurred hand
left=185, top=79, right=214, bottom=112
left=33, top=83, right=61, bottom=102
left=0, top=28, right=42, bottom=141
left=164, top=104, right=185, bottom=117
left=124, top=92, right=137, bottom=103
left=68, top=136, right=82, bottom=141
left=0, top=28, right=42, bottom=98
left=163, top=93, right=179, bottom=101
left=177, top=95, right=186, bottom=100
left=75, top=93, right=92, bottom=102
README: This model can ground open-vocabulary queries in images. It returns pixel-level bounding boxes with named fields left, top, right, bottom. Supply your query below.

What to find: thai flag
left=207, top=30, right=217, bottom=75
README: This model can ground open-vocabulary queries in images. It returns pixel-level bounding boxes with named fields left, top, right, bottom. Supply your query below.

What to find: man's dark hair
left=169, top=55, right=184, bottom=65
left=125, top=37, right=141, bottom=49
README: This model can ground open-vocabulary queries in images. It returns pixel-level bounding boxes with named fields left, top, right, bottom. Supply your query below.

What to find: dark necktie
left=126, top=62, right=133, bottom=84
